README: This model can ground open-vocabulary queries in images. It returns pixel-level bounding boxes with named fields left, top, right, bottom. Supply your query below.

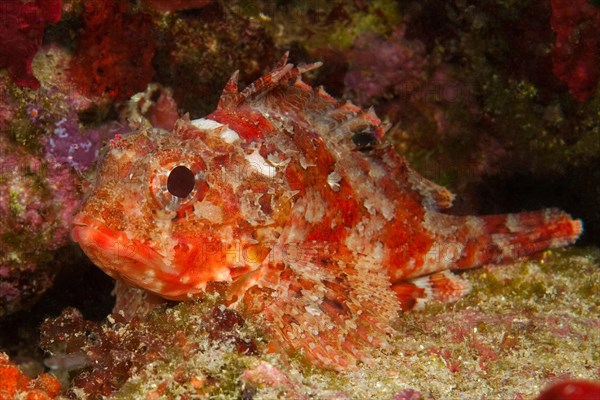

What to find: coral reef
left=0, top=1, right=598, bottom=398
left=347, top=0, right=600, bottom=243
left=0, top=0, right=62, bottom=89
left=68, top=0, right=157, bottom=101
left=152, top=2, right=276, bottom=116
left=0, top=47, right=121, bottom=316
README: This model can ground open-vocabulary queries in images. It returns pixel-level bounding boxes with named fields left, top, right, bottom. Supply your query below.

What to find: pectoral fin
left=239, top=253, right=399, bottom=371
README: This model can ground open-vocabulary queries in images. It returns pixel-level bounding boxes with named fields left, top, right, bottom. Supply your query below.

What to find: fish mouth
left=71, top=213, right=175, bottom=295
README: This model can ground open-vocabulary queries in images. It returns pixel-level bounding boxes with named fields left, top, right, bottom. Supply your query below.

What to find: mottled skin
left=72, top=54, right=582, bottom=370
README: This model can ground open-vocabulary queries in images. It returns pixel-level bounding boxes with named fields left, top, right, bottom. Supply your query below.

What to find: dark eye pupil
left=167, top=166, right=195, bottom=198
left=352, top=126, right=378, bottom=152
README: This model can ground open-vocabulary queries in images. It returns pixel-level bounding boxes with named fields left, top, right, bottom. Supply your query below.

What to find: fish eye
left=168, top=165, right=195, bottom=198
left=150, top=155, right=208, bottom=213
left=352, top=125, right=378, bottom=152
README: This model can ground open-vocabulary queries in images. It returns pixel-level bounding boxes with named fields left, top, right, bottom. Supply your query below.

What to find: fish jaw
left=71, top=213, right=198, bottom=299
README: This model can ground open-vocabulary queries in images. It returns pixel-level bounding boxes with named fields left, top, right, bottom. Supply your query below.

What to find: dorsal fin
left=214, top=53, right=388, bottom=146
left=217, top=52, right=323, bottom=110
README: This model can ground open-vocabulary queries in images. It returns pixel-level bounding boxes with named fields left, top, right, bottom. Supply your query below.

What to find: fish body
left=72, top=54, right=582, bottom=370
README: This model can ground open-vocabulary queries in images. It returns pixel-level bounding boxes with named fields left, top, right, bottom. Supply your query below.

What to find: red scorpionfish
left=72, top=54, right=582, bottom=370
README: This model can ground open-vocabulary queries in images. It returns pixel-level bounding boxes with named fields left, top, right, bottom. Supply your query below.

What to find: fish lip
left=71, top=213, right=91, bottom=229
left=71, top=213, right=172, bottom=283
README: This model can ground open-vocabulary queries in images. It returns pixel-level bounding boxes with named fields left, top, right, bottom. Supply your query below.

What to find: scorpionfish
left=72, top=54, right=583, bottom=370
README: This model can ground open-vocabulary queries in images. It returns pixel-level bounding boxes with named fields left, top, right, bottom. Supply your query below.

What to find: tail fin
left=391, top=208, right=581, bottom=311
left=452, top=208, right=582, bottom=270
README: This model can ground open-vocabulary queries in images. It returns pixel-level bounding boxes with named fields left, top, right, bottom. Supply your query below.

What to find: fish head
left=72, top=117, right=292, bottom=300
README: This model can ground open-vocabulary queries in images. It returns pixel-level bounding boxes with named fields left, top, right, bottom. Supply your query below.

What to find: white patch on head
left=380, top=200, right=396, bottom=221
left=245, top=148, right=276, bottom=177
left=193, top=200, right=224, bottom=223
left=191, top=118, right=240, bottom=143
left=299, top=155, right=315, bottom=169
left=191, top=118, right=222, bottom=130
left=363, top=198, right=377, bottom=216
left=344, top=216, right=387, bottom=258
left=368, top=163, right=386, bottom=179
left=220, top=127, right=240, bottom=143
left=266, top=152, right=291, bottom=168
left=345, top=220, right=367, bottom=255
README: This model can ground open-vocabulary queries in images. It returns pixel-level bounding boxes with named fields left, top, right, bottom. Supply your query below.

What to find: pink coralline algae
left=0, top=136, right=81, bottom=316
left=344, top=27, right=428, bottom=106
left=550, top=0, right=600, bottom=102
left=69, top=0, right=157, bottom=101
left=392, top=389, right=422, bottom=400
left=0, top=0, right=62, bottom=90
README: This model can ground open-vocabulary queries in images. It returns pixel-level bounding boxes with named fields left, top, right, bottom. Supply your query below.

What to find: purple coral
left=0, top=0, right=63, bottom=89
left=44, top=112, right=125, bottom=173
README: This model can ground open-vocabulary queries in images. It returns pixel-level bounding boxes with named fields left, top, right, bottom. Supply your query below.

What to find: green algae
left=8, top=188, right=25, bottom=217
left=235, top=0, right=401, bottom=52
left=325, top=0, right=402, bottom=49
left=5, top=73, right=71, bottom=153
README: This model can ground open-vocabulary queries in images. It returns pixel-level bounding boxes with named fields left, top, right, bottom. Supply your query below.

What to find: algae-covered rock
left=0, top=135, right=81, bottom=317
left=39, top=250, right=599, bottom=399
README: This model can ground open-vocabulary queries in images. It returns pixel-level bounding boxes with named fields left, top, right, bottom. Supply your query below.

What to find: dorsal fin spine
left=217, top=70, right=240, bottom=109
left=217, top=53, right=324, bottom=110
